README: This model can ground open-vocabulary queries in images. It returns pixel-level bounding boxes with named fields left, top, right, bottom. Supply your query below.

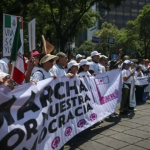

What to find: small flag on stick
left=42, top=35, right=54, bottom=54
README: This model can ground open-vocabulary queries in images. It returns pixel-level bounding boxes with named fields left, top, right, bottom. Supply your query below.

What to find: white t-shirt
left=31, top=66, right=39, bottom=75
left=139, top=64, right=147, bottom=72
left=89, top=61, right=105, bottom=74
left=135, top=71, right=144, bottom=77
left=31, top=67, right=52, bottom=82
left=50, top=64, right=66, bottom=77
left=0, top=70, right=9, bottom=79
left=78, top=71, right=91, bottom=76
left=0, top=58, right=10, bottom=74
left=122, top=69, right=133, bottom=89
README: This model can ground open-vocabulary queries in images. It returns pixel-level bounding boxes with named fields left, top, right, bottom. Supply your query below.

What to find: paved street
left=64, top=100, right=150, bottom=150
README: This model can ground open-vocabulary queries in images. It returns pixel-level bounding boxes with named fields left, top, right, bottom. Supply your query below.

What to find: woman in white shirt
left=135, top=65, right=147, bottom=103
left=78, top=59, right=91, bottom=76
left=67, top=61, right=79, bottom=76
left=31, top=53, right=58, bottom=82
left=120, top=60, right=135, bottom=114
left=135, top=65, right=144, bottom=77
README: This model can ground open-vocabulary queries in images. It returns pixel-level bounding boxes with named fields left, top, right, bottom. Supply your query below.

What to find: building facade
left=107, top=0, right=150, bottom=29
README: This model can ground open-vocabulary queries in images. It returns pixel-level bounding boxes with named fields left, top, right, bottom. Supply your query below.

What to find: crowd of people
left=0, top=49, right=150, bottom=117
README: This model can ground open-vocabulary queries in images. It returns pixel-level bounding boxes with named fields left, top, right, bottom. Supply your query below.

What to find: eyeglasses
left=49, top=59, right=55, bottom=63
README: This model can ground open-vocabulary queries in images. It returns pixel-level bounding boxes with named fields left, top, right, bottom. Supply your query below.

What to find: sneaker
left=114, top=112, right=119, bottom=115
left=110, top=114, right=117, bottom=118
left=120, top=111, right=129, bottom=115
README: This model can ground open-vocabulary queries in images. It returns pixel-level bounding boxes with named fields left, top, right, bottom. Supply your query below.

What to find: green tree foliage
left=76, top=21, right=142, bottom=58
left=0, top=0, right=125, bottom=55
left=76, top=40, right=95, bottom=56
left=136, top=4, right=150, bottom=58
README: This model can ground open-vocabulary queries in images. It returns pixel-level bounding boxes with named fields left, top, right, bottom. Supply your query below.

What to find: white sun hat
left=79, top=59, right=91, bottom=66
left=91, top=51, right=101, bottom=57
left=68, top=61, right=79, bottom=70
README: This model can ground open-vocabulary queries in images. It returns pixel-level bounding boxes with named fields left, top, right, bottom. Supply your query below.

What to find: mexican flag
left=4, top=14, right=23, bottom=29
left=10, top=18, right=26, bottom=84
left=3, top=14, right=23, bottom=56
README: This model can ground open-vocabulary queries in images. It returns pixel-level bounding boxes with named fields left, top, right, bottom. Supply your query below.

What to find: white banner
left=135, top=76, right=149, bottom=86
left=3, top=14, right=24, bottom=56
left=28, top=18, right=36, bottom=52
left=0, top=69, right=122, bottom=150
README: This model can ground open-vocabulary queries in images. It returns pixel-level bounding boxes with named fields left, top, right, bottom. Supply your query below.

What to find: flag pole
left=10, top=61, right=15, bottom=79
left=30, top=23, right=33, bottom=51
left=10, top=18, right=22, bottom=80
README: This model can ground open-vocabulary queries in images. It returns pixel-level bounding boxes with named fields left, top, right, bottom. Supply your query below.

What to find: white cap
left=68, top=61, right=79, bottom=70
left=99, top=55, right=108, bottom=59
left=76, top=54, right=84, bottom=60
left=79, top=59, right=91, bottom=66
left=91, top=51, right=101, bottom=57
left=124, top=60, right=131, bottom=65
left=86, top=56, right=92, bottom=62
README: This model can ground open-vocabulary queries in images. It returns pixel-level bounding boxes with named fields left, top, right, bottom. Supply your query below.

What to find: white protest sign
left=0, top=69, right=122, bottom=150
left=28, top=18, right=36, bottom=51
left=3, top=14, right=24, bottom=56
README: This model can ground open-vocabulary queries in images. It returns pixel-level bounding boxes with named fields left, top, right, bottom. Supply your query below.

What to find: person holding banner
left=89, top=51, right=105, bottom=75
left=99, top=55, right=108, bottom=71
left=0, top=70, right=14, bottom=90
left=76, top=54, right=84, bottom=63
left=31, top=53, right=58, bottom=82
left=0, top=56, right=11, bottom=74
left=78, top=59, right=91, bottom=76
left=67, top=61, right=79, bottom=76
left=50, top=52, right=68, bottom=77
left=25, top=50, right=41, bottom=82
left=135, top=65, right=148, bottom=103
left=120, top=60, right=135, bottom=114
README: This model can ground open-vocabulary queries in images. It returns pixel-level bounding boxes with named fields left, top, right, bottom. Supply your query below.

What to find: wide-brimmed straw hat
left=39, top=54, right=58, bottom=65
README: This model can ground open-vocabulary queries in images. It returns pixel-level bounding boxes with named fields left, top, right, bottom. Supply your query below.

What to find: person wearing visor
left=89, top=51, right=105, bottom=75
left=25, top=50, right=41, bottom=83
left=76, top=54, right=84, bottom=63
left=67, top=61, right=79, bottom=76
left=31, top=53, right=58, bottom=82
left=120, top=60, right=135, bottom=114
left=99, top=55, right=108, bottom=71
left=78, top=59, right=91, bottom=76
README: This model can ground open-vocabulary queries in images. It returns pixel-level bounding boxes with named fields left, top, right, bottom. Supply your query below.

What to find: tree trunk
left=59, top=38, right=67, bottom=52
left=144, top=40, right=147, bottom=58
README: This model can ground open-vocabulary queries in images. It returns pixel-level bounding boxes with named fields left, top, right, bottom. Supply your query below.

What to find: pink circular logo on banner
left=77, top=119, right=86, bottom=128
left=51, top=136, right=60, bottom=149
left=65, top=126, right=72, bottom=136
left=90, top=113, right=97, bottom=121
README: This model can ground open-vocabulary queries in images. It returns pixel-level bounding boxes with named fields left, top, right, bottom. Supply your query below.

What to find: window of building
left=131, top=13, right=137, bottom=17
left=124, top=12, right=130, bottom=16
left=131, top=9, right=138, bottom=12
left=139, top=2, right=145, bottom=5
left=125, top=0, right=131, bottom=4
left=131, top=0, right=137, bottom=4
left=117, top=12, right=123, bottom=15
left=124, top=7, right=130, bottom=12
left=116, top=20, right=123, bottom=24
left=109, top=11, right=116, bottom=15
